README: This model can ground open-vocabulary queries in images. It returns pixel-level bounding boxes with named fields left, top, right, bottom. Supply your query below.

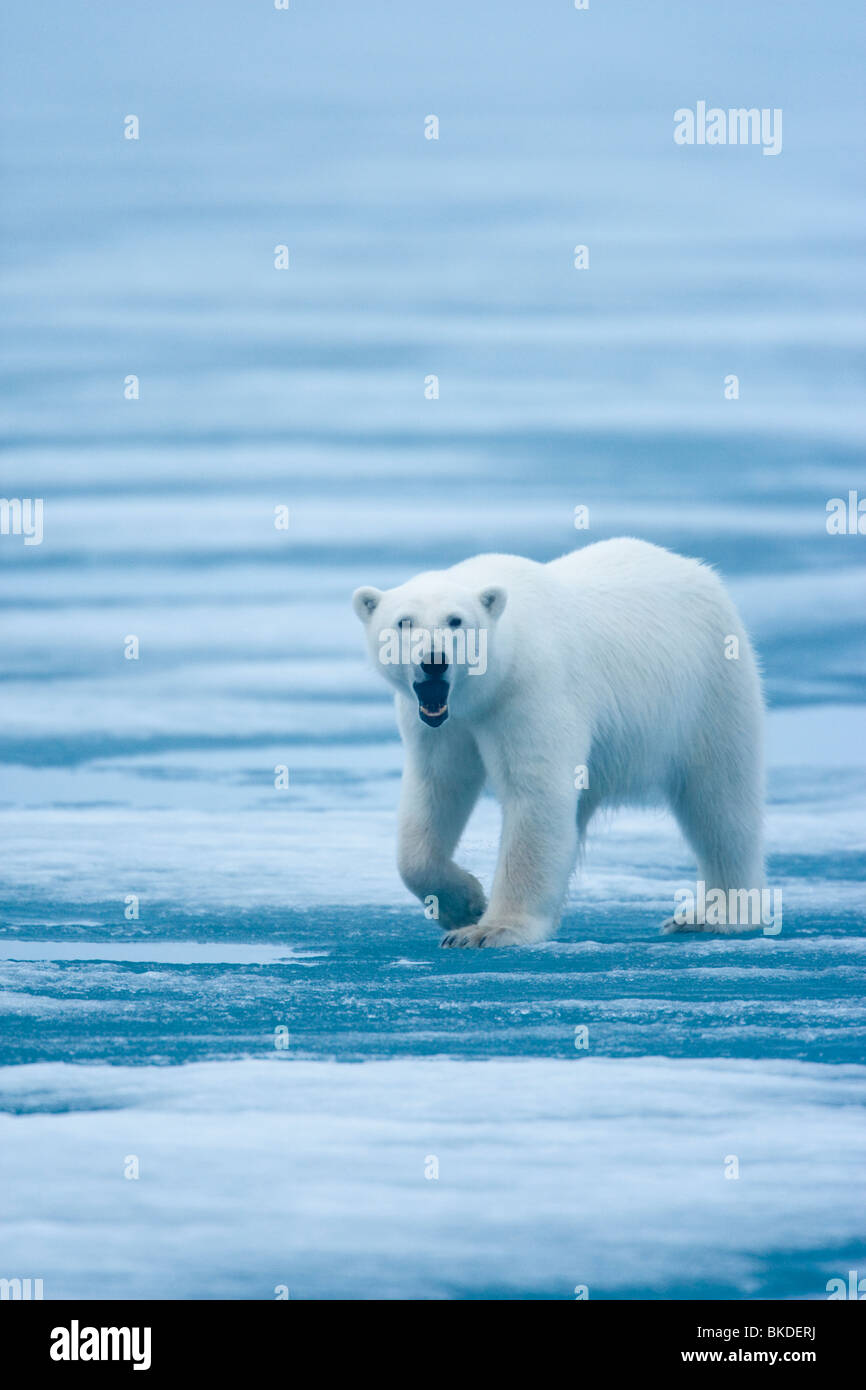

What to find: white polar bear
left=352, top=538, right=764, bottom=947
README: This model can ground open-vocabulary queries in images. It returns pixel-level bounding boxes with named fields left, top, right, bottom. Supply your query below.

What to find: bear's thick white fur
left=353, top=539, right=764, bottom=947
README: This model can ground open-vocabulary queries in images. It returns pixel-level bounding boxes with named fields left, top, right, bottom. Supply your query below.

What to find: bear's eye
left=447, top=616, right=462, bottom=628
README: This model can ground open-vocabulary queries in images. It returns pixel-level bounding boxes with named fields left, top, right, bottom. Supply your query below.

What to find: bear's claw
left=440, top=922, right=536, bottom=948
left=660, top=916, right=760, bottom=936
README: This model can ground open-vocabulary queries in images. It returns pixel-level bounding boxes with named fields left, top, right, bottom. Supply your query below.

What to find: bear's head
left=352, top=574, right=508, bottom=728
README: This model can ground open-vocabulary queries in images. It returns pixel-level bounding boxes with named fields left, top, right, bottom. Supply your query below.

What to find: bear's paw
left=440, top=919, right=543, bottom=949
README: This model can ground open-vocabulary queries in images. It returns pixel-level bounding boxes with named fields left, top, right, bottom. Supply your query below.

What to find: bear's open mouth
left=412, top=677, right=449, bottom=727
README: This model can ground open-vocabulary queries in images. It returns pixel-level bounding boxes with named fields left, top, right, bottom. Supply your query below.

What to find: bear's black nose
left=420, top=657, right=448, bottom=676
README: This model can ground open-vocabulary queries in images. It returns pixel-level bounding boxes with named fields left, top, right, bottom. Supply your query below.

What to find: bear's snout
left=412, top=669, right=450, bottom=728
left=419, top=657, right=449, bottom=677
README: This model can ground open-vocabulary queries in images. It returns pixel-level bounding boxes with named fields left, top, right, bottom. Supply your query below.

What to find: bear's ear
left=352, top=586, right=384, bottom=622
left=479, top=586, right=507, bottom=620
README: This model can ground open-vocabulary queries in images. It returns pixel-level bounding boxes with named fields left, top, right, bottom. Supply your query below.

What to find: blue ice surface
left=0, top=0, right=864, bottom=1300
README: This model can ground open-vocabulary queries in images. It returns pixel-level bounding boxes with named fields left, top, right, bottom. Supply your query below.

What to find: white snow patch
left=0, top=1057, right=863, bottom=1299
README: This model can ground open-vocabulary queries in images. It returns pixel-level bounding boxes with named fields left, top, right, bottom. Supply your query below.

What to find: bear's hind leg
left=663, top=754, right=765, bottom=935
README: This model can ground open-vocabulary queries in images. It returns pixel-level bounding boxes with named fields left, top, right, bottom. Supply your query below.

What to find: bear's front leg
left=396, top=719, right=487, bottom=931
left=441, top=779, right=579, bottom=948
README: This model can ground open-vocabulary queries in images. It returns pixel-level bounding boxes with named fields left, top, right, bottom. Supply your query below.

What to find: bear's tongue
left=413, top=676, right=449, bottom=727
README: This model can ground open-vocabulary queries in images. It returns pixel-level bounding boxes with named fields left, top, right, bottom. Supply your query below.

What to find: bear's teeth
left=421, top=704, right=447, bottom=716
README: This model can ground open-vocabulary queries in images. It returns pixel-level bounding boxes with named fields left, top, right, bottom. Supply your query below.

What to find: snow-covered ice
left=2, top=1058, right=864, bottom=1300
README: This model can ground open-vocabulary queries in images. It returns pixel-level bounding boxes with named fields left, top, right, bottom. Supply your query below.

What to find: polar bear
left=352, top=539, right=764, bottom=947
